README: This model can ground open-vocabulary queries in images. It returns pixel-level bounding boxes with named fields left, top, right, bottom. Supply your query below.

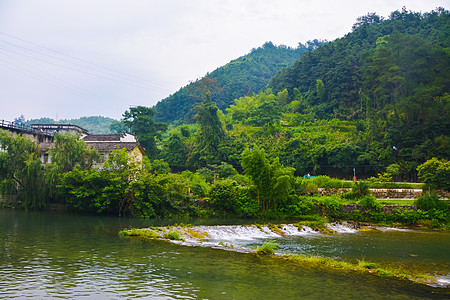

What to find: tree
left=0, top=130, right=46, bottom=209
left=209, top=179, right=240, bottom=213
left=49, top=132, right=99, bottom=173
left=122, top=106, right=168, bottom=157
left=163, top=133, right=188, bottom=168
left=109, top=120, right=128, bottom=134
left=191, top=94, right=227, bottom=164
left=60, top=148, right=142, bottom=215
left=46, top=132, right=100, bottom=202
left=417, top=158, right=450, bottom=191
left=241, top=146, right=294, bottom=211
left=248, top=100, right=282, bottom=126
left=241, top=147, right=270, bottom=208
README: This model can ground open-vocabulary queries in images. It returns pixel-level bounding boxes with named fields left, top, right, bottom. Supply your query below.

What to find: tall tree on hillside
left=122, top=106, right=168, bottom=158
left=190, top=93, right=227, bottom=165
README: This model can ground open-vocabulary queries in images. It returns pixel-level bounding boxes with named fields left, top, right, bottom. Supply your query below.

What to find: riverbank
left=118, top=223, right=449, bottom=288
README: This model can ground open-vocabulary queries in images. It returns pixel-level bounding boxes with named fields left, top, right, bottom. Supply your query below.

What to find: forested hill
left=153, top=40, right=325, bottom=124
left=24, top=116, right=116, bottom=134
left=263, top=7, right=449, bottom=178
left=268, top=7, right=450, bottom=121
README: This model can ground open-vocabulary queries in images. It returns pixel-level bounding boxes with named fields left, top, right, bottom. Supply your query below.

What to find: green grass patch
left=377, top=200, right=416, bottom=205
left=267, top=223, right=284, bottom=235
left=256, top=240, right=279, bottom=255
left=163, top=231, right=183, bottom=241
left=118, top=228, right=162, bottom=239
left=284, top=254, right=437, bottom=285
left=119, top=228, right=183, bottom=241
left=186, top=228, right=209, bottom=240
left=365, top=182, right=424, bottom=189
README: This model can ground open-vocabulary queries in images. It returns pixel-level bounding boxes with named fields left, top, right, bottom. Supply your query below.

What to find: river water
left=0, top=209, right=449, bottom=299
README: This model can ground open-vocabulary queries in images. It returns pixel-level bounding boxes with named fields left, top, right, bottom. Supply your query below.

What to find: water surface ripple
left=0, top=209, right=448, bottom=299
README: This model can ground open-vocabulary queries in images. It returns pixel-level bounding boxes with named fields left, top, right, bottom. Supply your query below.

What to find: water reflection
left=0, top=209, right=448, bottom=299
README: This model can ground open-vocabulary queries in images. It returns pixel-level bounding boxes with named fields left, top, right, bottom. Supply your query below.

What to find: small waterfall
left=326, top=223, right=358, bottom=233
left=433, top=275, right=450, bottom=288
left=281, top=224, right=319, bottom=235
left=193, top=225, right=277, bottom=241
left=189, top=224, right=322, bottom=243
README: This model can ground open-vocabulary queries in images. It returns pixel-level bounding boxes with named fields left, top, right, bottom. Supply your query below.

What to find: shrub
left=317, top=196, right=342, bottom=218
left=281, top=195, right=315, bottom=216
left=417, top=158, right=450, bottom=191
left=151, top=159, right=170, bottom=174
left=358, top=196, right=382, bottom=211
left=209, top=179, right=240, bottom=213
left=237, top=192, right=260, bottom=217
left=343, top=181, right=370, bottom=200
left=353, top=181, right=370, bottom=198
left=391, top=209, right=423, bottom=225
left=302, top=181, right=319, bottom=195
left=415, top=194, right=449, bottom=211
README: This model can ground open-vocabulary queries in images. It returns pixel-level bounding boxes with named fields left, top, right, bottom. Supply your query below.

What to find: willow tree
left=0, top=130, right=46, bottom=209
left=46, top=132, right=100, bottom=203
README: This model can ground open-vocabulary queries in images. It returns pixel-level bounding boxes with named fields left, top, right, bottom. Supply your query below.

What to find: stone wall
left=341, top=204, right=418, bottom=215
left=319, top=188, right=449, bottom=199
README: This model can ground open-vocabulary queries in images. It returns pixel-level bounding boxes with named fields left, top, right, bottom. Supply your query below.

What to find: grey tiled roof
left=83, top=134, right=122, bottom=142
left=85, top=142, right=140, bottom=152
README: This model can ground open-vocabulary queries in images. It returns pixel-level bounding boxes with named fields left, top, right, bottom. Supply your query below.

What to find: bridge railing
left=0, top=120, right=53, bottom=137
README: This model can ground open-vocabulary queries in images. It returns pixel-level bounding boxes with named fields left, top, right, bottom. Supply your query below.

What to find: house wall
left=128, top=147, right=144, bottom=164
left=120, top=133, right=137, bottom=142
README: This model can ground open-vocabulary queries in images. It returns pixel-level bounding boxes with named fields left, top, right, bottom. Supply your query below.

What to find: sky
left=0, top=0, right=448, bottom=122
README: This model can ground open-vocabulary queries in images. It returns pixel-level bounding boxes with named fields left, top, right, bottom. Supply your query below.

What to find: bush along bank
left=1, top=130, right=448, bottom=228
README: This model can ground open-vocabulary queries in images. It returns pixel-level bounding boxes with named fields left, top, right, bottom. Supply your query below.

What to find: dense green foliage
left=154, top=41, right=325, bottom=124
left=268, top=8, right=450, bottom=179
left=241, top=146, right=294, bottom=211
left=1, top=130, right=448, bottom=228
left=189, top=95, right=227, bottom=165
left=25, top=116, right=117, bottom=134
left=122, top=106, right=168, bottom=157
left=57, top=146, right=195, bottom=217
left=417, top=157, right=450, bottom=191
left=0, top=130, right=45, bottom=209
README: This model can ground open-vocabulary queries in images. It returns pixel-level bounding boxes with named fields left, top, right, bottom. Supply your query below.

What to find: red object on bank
left=353, top=176, right=357, bottom=182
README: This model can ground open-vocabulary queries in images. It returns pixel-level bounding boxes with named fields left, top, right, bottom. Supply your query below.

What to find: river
left=0, top=209, right=449, bottom=299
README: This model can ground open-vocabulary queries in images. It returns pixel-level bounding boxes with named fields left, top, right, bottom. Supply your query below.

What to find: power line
left=0, top=56, right=111, bottom=106
left=0, top=31, right=175, bottom=94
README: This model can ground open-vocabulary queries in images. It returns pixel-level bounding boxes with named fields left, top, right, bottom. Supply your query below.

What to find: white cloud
left=0, top=0, right=447, bottom=121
